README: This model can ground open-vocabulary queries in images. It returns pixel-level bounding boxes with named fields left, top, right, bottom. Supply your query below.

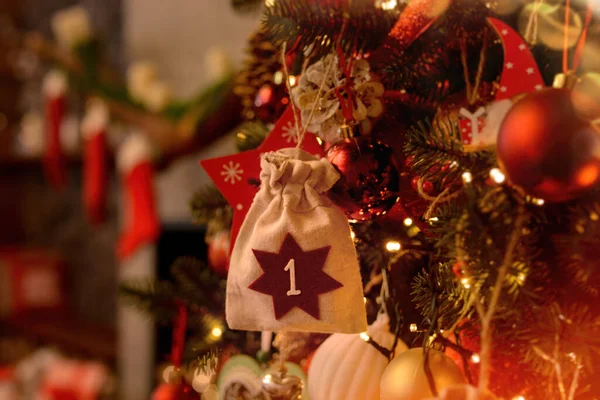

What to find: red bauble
left=497, top=88, right=600, bottom=202
left=326, top=136, right=400, bottom=221
left=151, top=383, right=198, bottom=400
left=207, top=230, right=230, bottom=276
left=253, top=82, right=289, bottom=123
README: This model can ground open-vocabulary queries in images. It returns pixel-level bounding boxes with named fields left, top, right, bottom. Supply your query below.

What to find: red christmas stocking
left=43, top=70, right=68, bottom=189
left=82, top=101, right=109, bottom=225
left=117, top=134, right=160, bottom=260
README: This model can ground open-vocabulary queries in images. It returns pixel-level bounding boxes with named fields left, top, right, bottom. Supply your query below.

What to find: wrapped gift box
left=0, top=247, right=66, bottom=317
left=39, top=358, right=109, bottom=400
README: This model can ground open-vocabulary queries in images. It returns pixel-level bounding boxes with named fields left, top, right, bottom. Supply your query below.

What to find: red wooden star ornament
left=201, top=107, right=324, bottom=254
left=250, top=233, right=343, bottom=320
left=458, top=18, right=545, bottom=146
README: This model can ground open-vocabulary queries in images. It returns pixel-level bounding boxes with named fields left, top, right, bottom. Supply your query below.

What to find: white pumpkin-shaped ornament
left=308, top=313, right=407, bottom=400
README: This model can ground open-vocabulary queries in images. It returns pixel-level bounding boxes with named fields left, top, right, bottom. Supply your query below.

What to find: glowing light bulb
left=386, top=241, right=401, bottom=252
left=350, top=230, right=356, bottom=240
left=534, top=198, right=545, bottom=206
left=470, top=353, right=481, bottom=364
left=517, top=272, right=526, bottom=284
left=288, top=75, right=297, bottom=86
left=461, top=278, right=471, bottom=289
left=363, top=297, right=367, bottom=304
left=403, top=218, right=413, bottom=226
left=410, top=324, right=418, bottom=333
left=462, top=171, right=473, bottom=183
left=489, top=168, right=506, bottom=184
left=360, top=332, right=370, bottom=342
left=376, top=0, right=397, bottom=10
left=272, top=71, right=283, bottom=85
left=211, top=327, right=223, bottom=338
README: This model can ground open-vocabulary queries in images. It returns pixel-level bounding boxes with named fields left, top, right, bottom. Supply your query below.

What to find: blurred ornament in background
left=425, top=384, right=498, bottom=400
left=261, top=366, right=304, bottom=400
left=497, top=87, right=600, bottom=203
left=60, top=115, right=81, bottom=154
left=217, top=355, right=264, bottom=399
left=327, top=132, right=400, bottom=221
left=518, top=2, right=582, bottom=48
left=380, top=348, right=466, bottom=400
left=494, top=0, right=520, bottom=16
left=17, top=112, right=44, bottom=156
left=234, top=29, right=285, bottom=122
left=127, top=61, right=173, bottom=112
left=51, top=5, right=93, bottom=50
left=571, top=73, right=600, bottom=121
left=204, top=47, right=233, bottom=82
left=207, top=230, right=230, bottom=276
left=151, top=383, right=198, bottom=400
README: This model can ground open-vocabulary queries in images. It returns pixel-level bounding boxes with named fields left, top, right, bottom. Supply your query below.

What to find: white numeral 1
left=284, top=259, right=301, bottom=296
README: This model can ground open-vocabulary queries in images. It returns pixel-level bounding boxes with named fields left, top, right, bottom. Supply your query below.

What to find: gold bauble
left=380, top=348, right=466, bottom=400
left=427, top=384, right=498, bottom=400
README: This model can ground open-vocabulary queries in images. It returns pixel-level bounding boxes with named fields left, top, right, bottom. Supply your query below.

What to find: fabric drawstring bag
left=226, top=148, right=367, bottom=333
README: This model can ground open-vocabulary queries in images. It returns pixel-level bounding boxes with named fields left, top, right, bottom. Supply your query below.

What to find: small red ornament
left=253, top=82, right=288, bottom=123
left=326, top=136, right=400, bottom=221
left=151, top=383, right=198, bottom=400
left=207, top=230, right=230, bottom=276
left=497, top=88, right=600, bottom=202
left=452, top=261, right=465, bottom=279
left=411, top=176, right=434, bottom=194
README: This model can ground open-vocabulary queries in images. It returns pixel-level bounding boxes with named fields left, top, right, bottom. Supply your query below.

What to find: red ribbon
left=563, top=0, right=593, bottom=73
left=170, top=302, right=188, bottom=368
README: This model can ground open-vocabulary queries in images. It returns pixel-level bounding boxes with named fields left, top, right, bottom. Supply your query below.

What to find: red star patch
left=249, top=233, right=342, bottom=320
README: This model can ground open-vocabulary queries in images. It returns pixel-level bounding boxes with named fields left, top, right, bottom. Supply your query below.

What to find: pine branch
left=233, top=28, right=281, bottom=120
left=234, top=120, right=269, bottom=151
left=554, top=200, right=600, bottom=299
left=263, top=0, right=400, bottom=57
left=404, top=118, right=495, bottom=185
left=190, top=185, right=233, bottom=228
left=231, top=0, right=264, bottom=14
left=411, top=264, right=471, bottom=329
left=170, top=257, right=225, bottom=313
left=119, top=280, right=178, bottom=325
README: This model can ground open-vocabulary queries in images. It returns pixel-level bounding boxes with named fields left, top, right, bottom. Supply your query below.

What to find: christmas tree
left=122, top=1, right=600, bottom=399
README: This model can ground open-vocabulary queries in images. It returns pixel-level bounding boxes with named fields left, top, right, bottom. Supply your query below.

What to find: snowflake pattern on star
left=281, top=122, right=300, bottom=144
left=221, top=161, right=244, bottom=184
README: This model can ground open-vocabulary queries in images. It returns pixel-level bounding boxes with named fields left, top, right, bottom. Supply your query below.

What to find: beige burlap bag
left=226, top=148, right=367, bottom=333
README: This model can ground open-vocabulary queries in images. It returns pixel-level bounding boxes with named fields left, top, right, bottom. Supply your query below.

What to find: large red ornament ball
left=497, top=88, right=600, bottom=202
left=326, top=136, right=400, bottom=221
left=151, top=383, right=198, bottom=400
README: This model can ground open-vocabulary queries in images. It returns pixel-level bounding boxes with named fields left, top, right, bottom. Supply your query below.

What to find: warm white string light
left=386, top=241, right=401, bottom=252
left=211, top=326, right=223, bottom=338
left=462, top=171, right=473, bottom=183
left=489, top=168, right=506, bottom=184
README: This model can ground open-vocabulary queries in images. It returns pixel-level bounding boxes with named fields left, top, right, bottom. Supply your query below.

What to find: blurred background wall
left=0, top=1, right=259, bottom=397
